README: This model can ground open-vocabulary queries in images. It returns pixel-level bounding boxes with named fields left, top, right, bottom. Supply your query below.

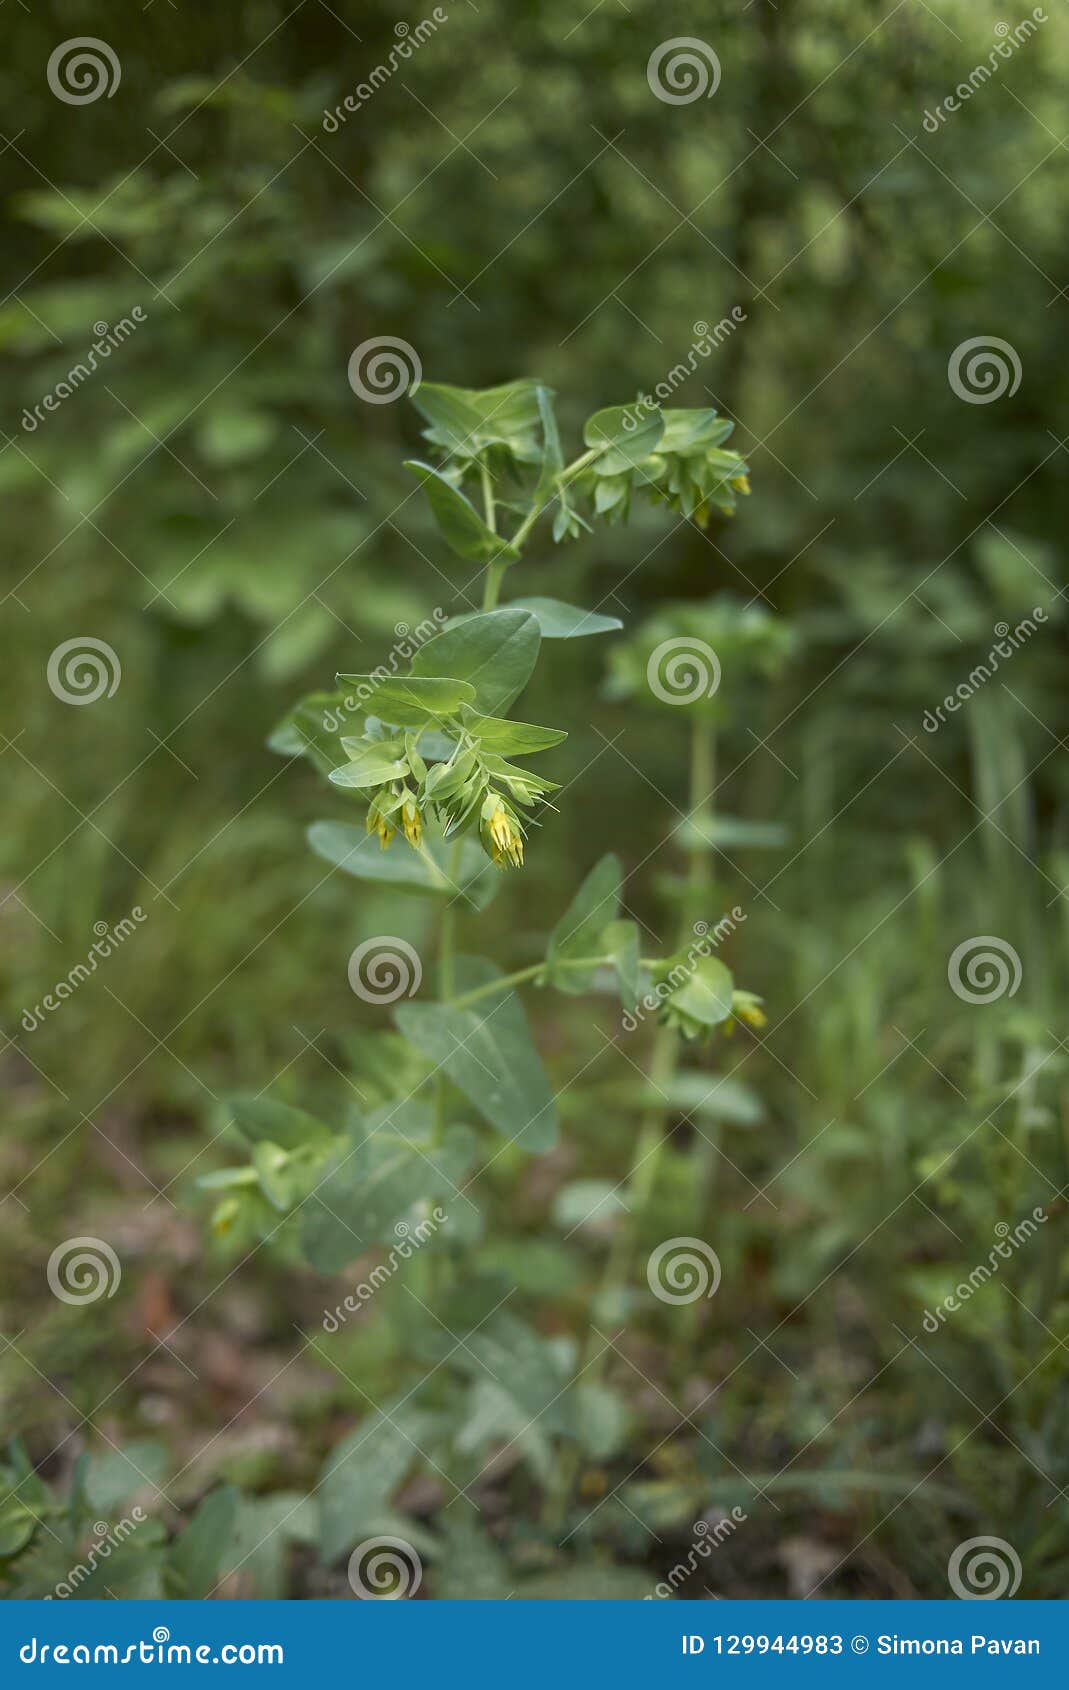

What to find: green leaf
left=675, top=812, right=788, bottom=851
left=516, top=1565, right=655, bottom=1600
left=169, top=1487, right=240, bottom=1599
left=572, top=1382, right=630, bottom=1461
left=267, top=691, right=350, bottom=777
left=532, top=382, right=564, bottom=504
left=433, top=1511, right=511, bottom=1601
left=667, top=1071, right=766, bottom=1127
left=301, top=1107, right=478, bottom=1272
left=0, top=1497, right=41, bottom=1559
left=220, top=1493, right=317, bottom=1599
left=405, top=460, right=519, bottom=564
left=452, top=1313, right=571, bottom=1482
left=317, top=1403, right=432, bottom=1565
left=584, top=405, right=664, bottom=473
left=395, top=957, right=557, bottom=1153
left=664, top=955, right=735, bottom=1030
left=602, top=918, right=641, bottom=1010
left=327, top=741, right=409, bottom=791
left=333, top=674, right=476, bottom=728
left=411, top=609, right=540, bottom=716
left=410, top=379, right=544, bottom=462
left=552, top=1178, right=627, bottom=1232
left=464, top=713, right=567, bottom=755
left=307, top=822, right=498, bottom=910
left=83, top=1441, right=170, bottom=1515
left=545, top=854, right=622, bottom=991
left=508, top=596, right=623, bottom=639
left=227, top=1095, right=333, bottom=1152
left=657, top=408, right=736, bottom=454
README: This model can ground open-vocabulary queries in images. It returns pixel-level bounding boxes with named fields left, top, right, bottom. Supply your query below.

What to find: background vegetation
left=1, top=0, right=1067, bottom=1598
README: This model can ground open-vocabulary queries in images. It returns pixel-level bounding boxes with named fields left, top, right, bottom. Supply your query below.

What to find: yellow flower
left=731, top=474, right=751, bottom=495
left=401, top=795, right=422, bottom=848
left=366, top=802, right=395, bottom=851
left=732, top=991, right=766, bottom=1030
left=211, top=1196, right=241, bottom=1237
left=485, top=799, right=524, bottom=868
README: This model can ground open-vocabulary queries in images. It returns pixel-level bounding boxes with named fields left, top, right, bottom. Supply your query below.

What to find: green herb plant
left=198, top=378, right=768, bottom=1590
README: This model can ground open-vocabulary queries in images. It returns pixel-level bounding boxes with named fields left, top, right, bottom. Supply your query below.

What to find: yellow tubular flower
left=401, top=796, right=422, bottom=848
left=366, top=802, right=395, bottom=851
left=487, top=800, right=524, bottom=868
left=731, top=474, right=751, bottom=494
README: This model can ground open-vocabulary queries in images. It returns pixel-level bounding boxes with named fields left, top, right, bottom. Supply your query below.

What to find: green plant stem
left=569, top=717, right=720, bottom=1416
left=445, top=952, right=663, bottom=1011
left=507, top=448, right=600, bottom=554
left=480, top=459, right=496, bottom=535
left=484, top=448, right=600, bottom=612
left=482, top=559, right=507, bottom=611
left=479, top=456, right=508, bottom=610
left=433, top=844, right=464, bottom=1146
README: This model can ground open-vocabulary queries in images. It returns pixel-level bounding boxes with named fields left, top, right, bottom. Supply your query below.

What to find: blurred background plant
left=1, top=0, right=1067, bottom=1598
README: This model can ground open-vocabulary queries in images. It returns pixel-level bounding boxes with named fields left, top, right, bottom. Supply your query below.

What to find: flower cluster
left=333, top=708, right=560, bottom=873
